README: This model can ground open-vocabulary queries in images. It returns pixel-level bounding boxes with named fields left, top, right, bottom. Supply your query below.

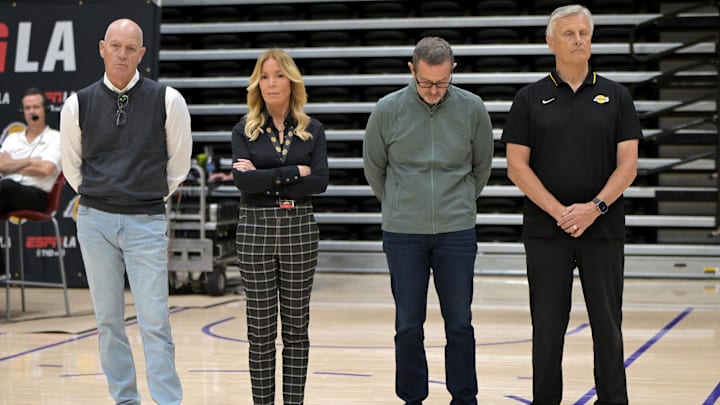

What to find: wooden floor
left=1, top=272, right=719, bottom=405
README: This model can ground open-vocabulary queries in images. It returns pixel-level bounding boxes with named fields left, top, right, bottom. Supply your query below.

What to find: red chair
left=2, top=173, right=70, bottom=321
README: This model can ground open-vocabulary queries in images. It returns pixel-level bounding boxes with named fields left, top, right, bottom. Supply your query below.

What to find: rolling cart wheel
left=206, top=265, right=227, bottom=296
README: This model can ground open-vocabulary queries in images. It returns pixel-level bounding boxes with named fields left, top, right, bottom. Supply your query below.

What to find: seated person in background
left=0, top=87, right=61, bottom=215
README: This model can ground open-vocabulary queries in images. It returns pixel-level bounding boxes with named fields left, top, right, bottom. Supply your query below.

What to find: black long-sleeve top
left=231, top=115, right=329, bottom=207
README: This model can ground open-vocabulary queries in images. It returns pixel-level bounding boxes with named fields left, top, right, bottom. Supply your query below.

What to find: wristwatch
left=592, top=198, right=608, bottom=215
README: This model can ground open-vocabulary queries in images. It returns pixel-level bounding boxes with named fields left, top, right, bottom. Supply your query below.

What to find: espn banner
left=0, top=0, right=161, bottom=287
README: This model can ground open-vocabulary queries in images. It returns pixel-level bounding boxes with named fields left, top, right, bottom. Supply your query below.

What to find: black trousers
left=0, top=178, right=48, bottom=215
left=236, top=203, right=319, bottom=405
left=524, top=237, right=628, bottom=405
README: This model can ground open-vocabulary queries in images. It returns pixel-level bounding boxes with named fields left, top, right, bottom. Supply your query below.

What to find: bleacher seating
left=159, top=0, right=719, bottom=277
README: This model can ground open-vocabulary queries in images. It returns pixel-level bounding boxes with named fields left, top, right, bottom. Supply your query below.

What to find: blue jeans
left=77, top=205, right=182, bottom=405
left=383, top=229, right=478, bottom=405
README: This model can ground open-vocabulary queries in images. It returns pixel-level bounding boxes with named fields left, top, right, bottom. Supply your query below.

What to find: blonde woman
left=231, top=48, right=329, bottom=404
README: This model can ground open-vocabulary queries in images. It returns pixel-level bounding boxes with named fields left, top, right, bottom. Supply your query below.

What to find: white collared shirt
left=0, top=126, right=61, bottom=192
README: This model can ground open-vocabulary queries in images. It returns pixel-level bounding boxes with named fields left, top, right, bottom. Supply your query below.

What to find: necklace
left=265, top=124, right=293, bottom=163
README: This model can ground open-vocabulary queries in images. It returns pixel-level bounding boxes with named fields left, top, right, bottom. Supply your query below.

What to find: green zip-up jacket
left=363, top=80, right=494, bottom=234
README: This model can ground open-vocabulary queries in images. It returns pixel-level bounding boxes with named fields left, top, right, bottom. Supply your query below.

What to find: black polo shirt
left=501, top=70, right=642, bottom=240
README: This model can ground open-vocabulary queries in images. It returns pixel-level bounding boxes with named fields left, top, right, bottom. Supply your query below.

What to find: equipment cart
left=166, top=164, right=238, bottom=296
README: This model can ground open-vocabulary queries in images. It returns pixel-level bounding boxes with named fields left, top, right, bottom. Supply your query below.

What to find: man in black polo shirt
left=501, top=4, right=642, bottom=405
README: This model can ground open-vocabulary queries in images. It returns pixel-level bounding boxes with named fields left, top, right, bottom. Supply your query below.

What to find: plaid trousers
left=236, top=203, right=319, bottom=405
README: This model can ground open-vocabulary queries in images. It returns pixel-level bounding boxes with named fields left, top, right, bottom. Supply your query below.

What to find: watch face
left=597, top=200, right=608, bottom=213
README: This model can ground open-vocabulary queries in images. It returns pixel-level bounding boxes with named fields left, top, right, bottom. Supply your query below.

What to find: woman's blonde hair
left=244, top=48, right=312, bottom=141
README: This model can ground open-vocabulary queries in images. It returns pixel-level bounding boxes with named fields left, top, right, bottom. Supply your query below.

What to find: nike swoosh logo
left=542, top=97, right=556, bottom=105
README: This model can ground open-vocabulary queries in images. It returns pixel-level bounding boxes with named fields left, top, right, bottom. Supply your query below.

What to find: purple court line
left=703, top=381, right=720, bottom=405
left=202, top=317, right=397, bottom=349
left=60, top=372, right=104, bottom=378
left=0, top=307, right=189, bottom=363
left=186, top=369, right=373, bottom=377
left=505, top=395, right=531, bottom=404
left=0, top=330, right=98, bottom=362
left=574, top=307, right=694, bottom=405
left=314, top=371, right=372, bottom=377
left=202, top=317, right=589, bottom=350
left=479, top=323, right=588, bottom=347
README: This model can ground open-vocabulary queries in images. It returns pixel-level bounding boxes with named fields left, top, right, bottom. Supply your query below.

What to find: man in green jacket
left=363, top=36, right=494, bottom=405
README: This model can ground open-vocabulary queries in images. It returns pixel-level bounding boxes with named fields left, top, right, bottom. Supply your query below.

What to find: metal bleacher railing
left=158, top=0, right=720, bottom=277
left=629, top=0, right=720, bottom=240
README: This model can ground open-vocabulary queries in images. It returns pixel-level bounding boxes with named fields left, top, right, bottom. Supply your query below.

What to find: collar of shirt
left=548, top=68, right=597, bottom=88
left=21, top=126, right=50, bottom=146
left=262, top=110, right=296, bottom=131
left=103, top=70, right=141, bottom=93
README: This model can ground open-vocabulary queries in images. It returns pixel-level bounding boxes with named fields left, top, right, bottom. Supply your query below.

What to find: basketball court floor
left=1, top=272, right=719, bottom=404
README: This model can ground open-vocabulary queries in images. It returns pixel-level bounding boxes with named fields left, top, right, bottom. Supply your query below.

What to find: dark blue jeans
left=383, top=229, right=478, bottom=405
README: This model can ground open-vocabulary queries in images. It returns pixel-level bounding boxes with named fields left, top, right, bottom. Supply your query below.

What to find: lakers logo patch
left=593, top=94, right=610, bottom=104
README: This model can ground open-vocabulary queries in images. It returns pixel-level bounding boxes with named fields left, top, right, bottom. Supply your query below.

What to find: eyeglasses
left=116, top=94, right=129, bottom=127
left=415, top=76, right=452, bottom=89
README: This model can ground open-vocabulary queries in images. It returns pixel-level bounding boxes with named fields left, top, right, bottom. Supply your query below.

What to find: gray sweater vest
left=77, top=77, right=168, bottom=214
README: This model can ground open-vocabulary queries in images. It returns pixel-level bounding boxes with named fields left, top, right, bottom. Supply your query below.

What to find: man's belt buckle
left=279, top=199, right=295, bottom=209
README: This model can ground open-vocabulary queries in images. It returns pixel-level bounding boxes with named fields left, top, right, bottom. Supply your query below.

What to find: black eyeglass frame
left=414, top=75, right=453, bottom=89
left=116, top=94, right=129, bottom=127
